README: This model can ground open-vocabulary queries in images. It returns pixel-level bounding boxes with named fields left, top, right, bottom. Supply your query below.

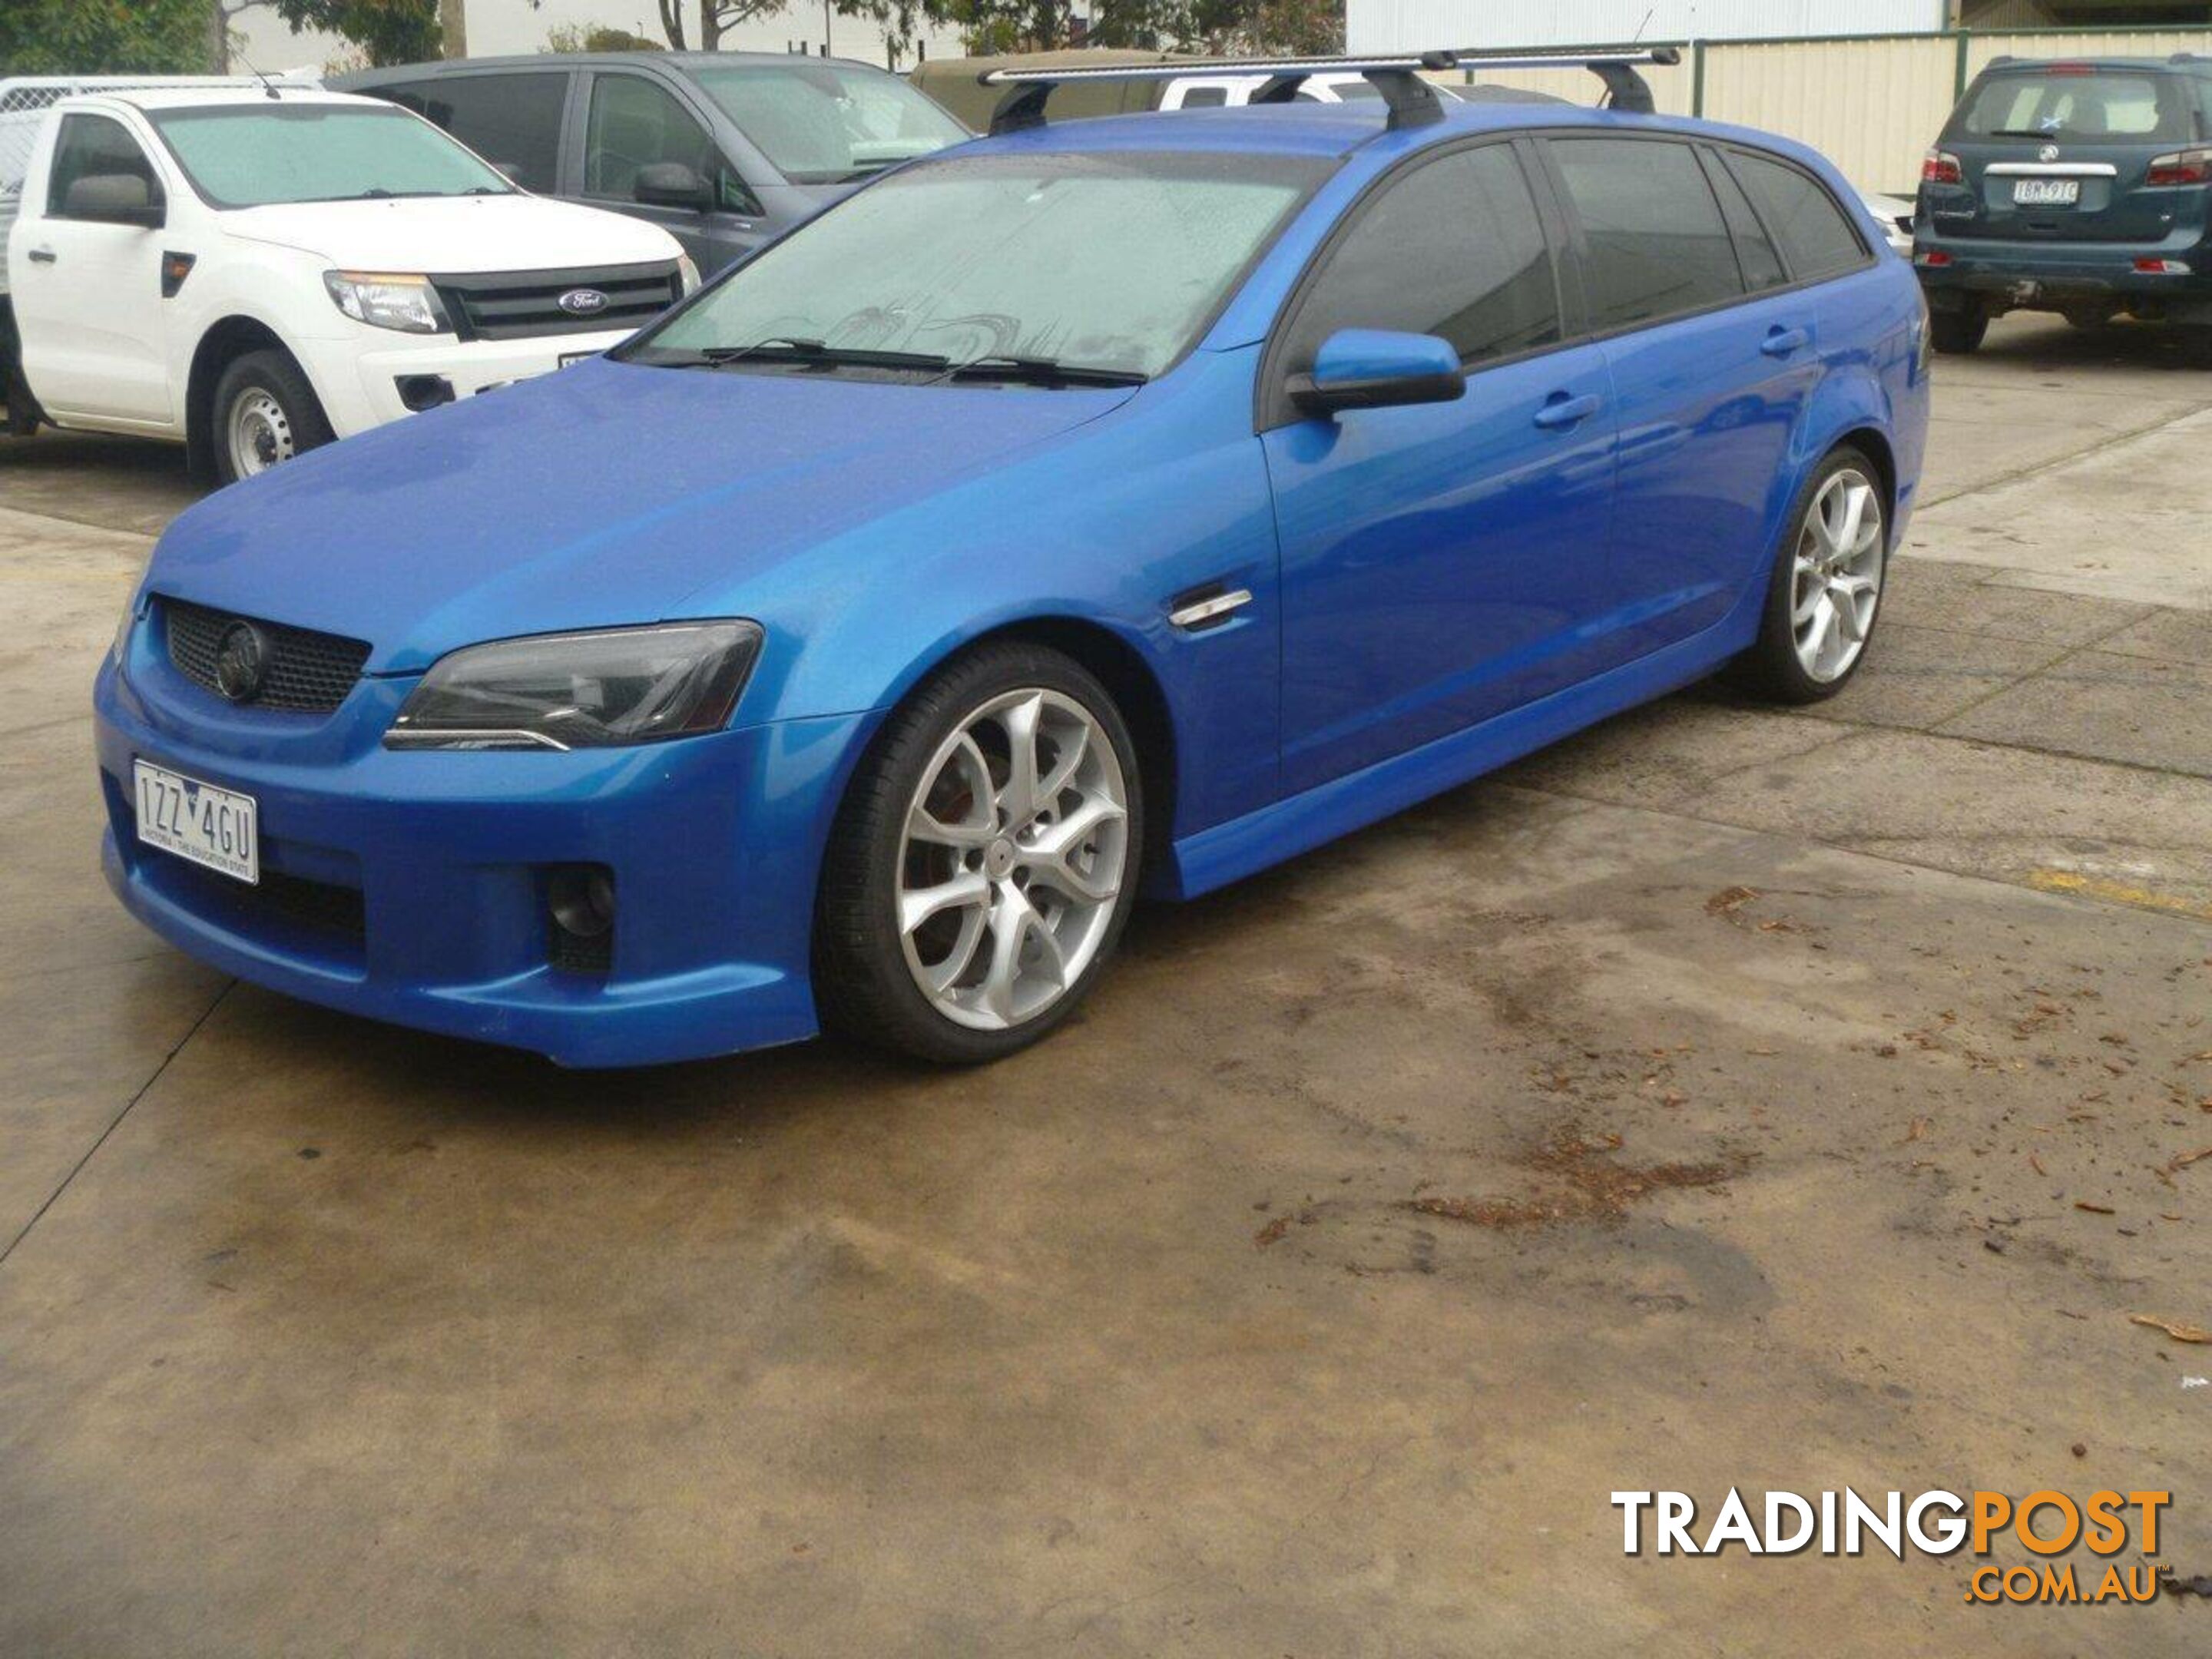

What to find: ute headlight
left=386, top=621, right=763, bottom=751
left=323, top=270, right=453, bottom=335
left=677, top=253, right=702, bottom=295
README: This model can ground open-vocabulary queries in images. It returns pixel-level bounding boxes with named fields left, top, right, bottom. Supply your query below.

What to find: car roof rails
left=979, top=46, right=1681, bottom=137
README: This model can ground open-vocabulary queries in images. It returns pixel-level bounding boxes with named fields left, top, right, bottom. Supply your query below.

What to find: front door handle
left=1532, top=392, right=1602, bottom=430
left=25, top=247, right=57, bottom=264
left=1761, top=326, right=1811, bottom=358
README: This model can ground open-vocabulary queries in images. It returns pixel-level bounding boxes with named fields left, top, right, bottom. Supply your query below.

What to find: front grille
left=164, top=599, right=371, bottom=713
left=157, top=857, right=367, bottom=955
left=433, top=261, right=684, bottom=342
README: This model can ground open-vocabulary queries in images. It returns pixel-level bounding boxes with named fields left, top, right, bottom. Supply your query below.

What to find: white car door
left=11, top=110, right=176, bottom=426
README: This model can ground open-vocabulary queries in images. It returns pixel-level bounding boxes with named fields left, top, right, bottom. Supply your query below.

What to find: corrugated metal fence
left=1429, top=27, right=2212, bottom=193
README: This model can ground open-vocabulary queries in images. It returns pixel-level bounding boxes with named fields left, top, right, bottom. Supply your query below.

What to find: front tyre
left=1732, top=447, right=1888, bottom=705
left=212, top=348, right=333, bottom=484
left=815, top=642, right=1144, bottom=1064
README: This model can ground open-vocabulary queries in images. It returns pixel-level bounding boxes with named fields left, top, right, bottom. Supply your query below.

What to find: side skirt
left=1160, top=593, right=1764, bottom=902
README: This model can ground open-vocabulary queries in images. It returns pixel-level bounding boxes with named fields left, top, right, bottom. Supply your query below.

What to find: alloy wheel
left=227, top=388, right=294, bottom=478
left=1790, top=469, right=1884, bottom=683
left=896, top=687, right=1129, bottom=1031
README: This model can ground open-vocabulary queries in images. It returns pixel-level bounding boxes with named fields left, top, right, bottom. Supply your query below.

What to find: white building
left=1346, top=0, right=2185, bottom=53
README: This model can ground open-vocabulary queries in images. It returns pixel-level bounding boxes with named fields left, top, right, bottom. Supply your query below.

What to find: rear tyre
left=1929, top=306, right=1988, bottom=354
left=1730, top=446, right=1888, bottom=706
left=814, top=641, right=1144, bottom=1065
left=211, top=348, right=332, bottom=485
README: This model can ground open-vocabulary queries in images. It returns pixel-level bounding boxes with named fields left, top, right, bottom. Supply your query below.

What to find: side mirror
left=63, top=172, right=164, bottom=229
left=634, top=161, right=713, bottom=212
left=1287, top=328, right=1464, bottom=417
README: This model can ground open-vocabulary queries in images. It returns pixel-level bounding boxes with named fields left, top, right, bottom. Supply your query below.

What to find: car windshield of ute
left=689, top=61, right=969, bottom=184
left=1950, top=69, right=2195, bottom=143
left=628, top=151, right=1328, bottom=382
left=148, top=103, right=514, bottom=207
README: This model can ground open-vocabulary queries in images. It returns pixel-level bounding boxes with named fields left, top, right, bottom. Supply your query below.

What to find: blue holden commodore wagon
left=93, top=50, right=1929, bottom=1067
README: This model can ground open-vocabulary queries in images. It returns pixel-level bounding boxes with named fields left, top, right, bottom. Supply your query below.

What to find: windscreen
left=148, top=103, right=514, bottom=207
left=631, top=151, right=1326, bottom=380
left=689, top=61, right=969, bottom=184
left=1949, top=69, right=2193, bottom=143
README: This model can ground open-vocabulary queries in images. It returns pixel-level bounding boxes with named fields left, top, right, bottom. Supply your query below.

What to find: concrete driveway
left=2, top=316, right=2209, bottom=1656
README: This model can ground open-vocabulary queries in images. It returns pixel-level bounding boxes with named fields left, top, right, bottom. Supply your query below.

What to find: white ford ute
left=1, top=81, right=695, bottom=481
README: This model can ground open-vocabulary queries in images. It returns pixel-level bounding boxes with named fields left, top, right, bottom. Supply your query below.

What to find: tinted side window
left=1703, top=151, right=1786, bottom=291
left=587, top=75, right=721, bottom=198
left=1287, top=144, right=1561, bottom=370
left=1548, top=137, right=1743, bottom=331
left=1727, top=152, right=1868, bottom=283
left=379, top=73, right=567, bottom=194
left=48, top=113, right=162, bottom=217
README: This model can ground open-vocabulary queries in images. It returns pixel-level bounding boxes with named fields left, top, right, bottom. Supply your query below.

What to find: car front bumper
left=94, top=635, right=874, bottom=1067
left=298, top=327, right=637, bottom=439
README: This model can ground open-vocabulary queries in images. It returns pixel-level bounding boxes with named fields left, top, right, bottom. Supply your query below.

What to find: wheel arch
left=826, top=611, right=1183, bottom=884
left=184, top=316, right=290, bottom=478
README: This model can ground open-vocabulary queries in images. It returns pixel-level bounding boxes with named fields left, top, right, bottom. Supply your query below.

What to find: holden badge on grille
left=214, top=621, right=270, bottom=702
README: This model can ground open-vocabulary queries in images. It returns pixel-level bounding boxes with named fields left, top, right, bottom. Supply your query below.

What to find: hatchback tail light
left=2145, top=147, right=2212, bottom=187
left=2134, top=257, right=2194, bottom=275
left=1922, top=150, right=1964, bottom=187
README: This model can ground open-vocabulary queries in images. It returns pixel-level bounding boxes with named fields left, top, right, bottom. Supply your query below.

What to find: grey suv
left=1916, top=54, right=2212, bottom=352
left=339, top=52, right=969, bottom=273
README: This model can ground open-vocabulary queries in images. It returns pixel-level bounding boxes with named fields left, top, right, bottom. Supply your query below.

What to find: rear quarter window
left=1726, top=151, right=1869, bottom=284
left=375, top=72, right=568, bottom=194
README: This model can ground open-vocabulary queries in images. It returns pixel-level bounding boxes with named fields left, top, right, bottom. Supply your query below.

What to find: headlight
left=386, top=621, right=763, bottom=751
left=677, top=253, right=701, bottom=295
left=323, top=270, right=452, bottom=335
left=111, top=589, right=141, bottom=667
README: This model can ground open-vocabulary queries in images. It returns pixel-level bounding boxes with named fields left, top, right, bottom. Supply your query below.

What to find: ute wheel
left=814, top=641, right=1144, bottom=1065
left=1730, top=446, right=1888, bottom=706
left=1929, top=306, right=1988, bottom=355
left=211, top=348, right=332, bottom=484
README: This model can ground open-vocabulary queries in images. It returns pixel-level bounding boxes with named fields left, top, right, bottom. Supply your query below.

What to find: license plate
left=558, top=349, right=598, bottom=368
left=2013, top=178, right=2081, bottom=207
left=134, top=760, right=257, bottom=885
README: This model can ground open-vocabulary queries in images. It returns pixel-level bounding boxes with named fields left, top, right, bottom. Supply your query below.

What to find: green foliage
left=546, top=22, right=667, bottom=51
left=0, top=0, right=214, bottom=75
left=840, top=0, right=1343, bottom=58
left=270, top=0, right=442, bottom=68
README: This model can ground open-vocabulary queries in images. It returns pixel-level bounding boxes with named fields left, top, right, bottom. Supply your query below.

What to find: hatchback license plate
left=134, top=760, right=257, bottom=884
left=2013, top=178, right=2081, bottom=207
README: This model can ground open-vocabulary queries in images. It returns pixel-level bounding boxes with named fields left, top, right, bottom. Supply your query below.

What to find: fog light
left=395, top=374, right=455, bottom=412
left=549, top=866, right=614, bottom=938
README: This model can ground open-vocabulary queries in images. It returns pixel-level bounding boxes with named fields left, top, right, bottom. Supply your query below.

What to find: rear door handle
left=1761, top=326, right=1811, bottom=357
left=25, top=247, right=56, bottom=264
left=1532, top=392, right=1602, bottom=430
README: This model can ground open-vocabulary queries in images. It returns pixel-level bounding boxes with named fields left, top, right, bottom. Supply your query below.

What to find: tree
left=0, top=0, right=213, bottom=74
left=547, top=22, right=666, bottom=51
left=653, top=0, right=793, bottom=52
left=271, top=0, right=442, bottom=65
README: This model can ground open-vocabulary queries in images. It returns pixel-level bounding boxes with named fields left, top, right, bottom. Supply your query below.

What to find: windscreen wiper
left=673, top=337, right=952, bottom=373
left=943, top=355, right=1148, bottom=389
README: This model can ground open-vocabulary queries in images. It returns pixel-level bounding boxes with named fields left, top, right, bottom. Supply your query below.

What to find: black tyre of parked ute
left=1730, top=445, right=1889, bottom=706
left=211, top=348, right=333, bottom=484
left=814, top=641, right=1145, bottom=1065
left=1929, top=305, right=1988, bottom=355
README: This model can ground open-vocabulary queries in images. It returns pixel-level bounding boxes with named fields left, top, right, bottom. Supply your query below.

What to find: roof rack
left=979, top=47, right=1681, bottom=136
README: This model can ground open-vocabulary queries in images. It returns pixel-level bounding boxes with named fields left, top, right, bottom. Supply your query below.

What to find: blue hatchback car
left=94, top=52, right=1930, bottom=1066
